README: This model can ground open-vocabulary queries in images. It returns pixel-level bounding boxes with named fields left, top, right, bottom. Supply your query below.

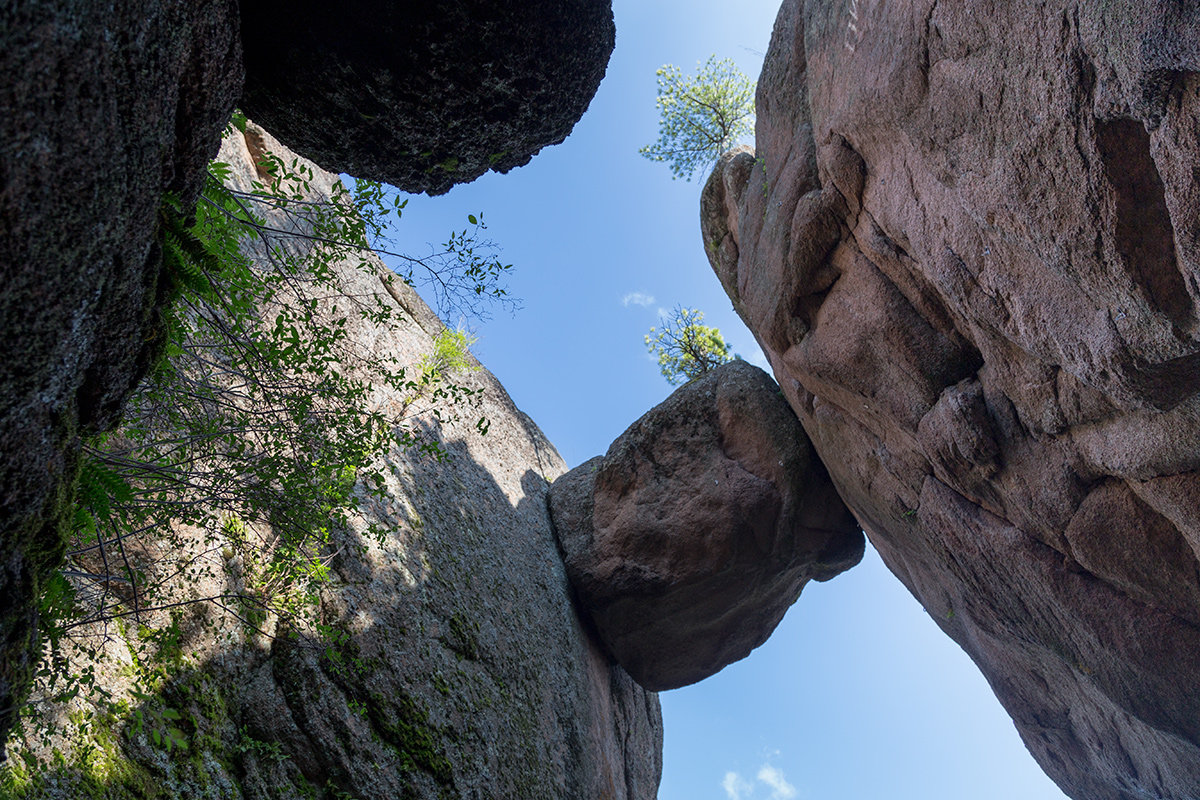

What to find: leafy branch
left=646, top=306, right=734, bottom=385
left=639, top=56, right=756, bottom=181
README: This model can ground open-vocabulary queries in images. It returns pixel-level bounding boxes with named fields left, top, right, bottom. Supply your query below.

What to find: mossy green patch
left=363, top=690, right=453, bottom=788
left=438, top=613, right=479, bottom=662
left=312, top=633, right=454, bottom=791
left=0, top=709, right=163, bottom=800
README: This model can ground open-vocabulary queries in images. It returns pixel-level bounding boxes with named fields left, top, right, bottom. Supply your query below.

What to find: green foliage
left=5, top=120, right=512, bottom=781
left=646, top=306, right=733, bottom=385
left=418, top=328, right=478, bottom=383
left=639, top=55, right=756, bottom=181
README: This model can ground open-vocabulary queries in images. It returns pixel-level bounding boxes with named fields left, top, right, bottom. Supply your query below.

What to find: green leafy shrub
left=639, top=55, right=755, bottom=180
left=418, top=327, right=479, bottom=384
left=646, top=306, right=733, bottom=385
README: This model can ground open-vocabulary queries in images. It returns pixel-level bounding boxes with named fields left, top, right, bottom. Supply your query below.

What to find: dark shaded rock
left=549, top=361, right=863, bottom=691
left=239, top=0, right=615, bottom=195
left=703, top=1, right=1200, bottom=797
left=0, top=0, right=242, bottom=757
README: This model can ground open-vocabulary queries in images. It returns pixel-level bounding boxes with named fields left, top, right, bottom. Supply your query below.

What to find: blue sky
left=379, top=1, right=1071, bottom=797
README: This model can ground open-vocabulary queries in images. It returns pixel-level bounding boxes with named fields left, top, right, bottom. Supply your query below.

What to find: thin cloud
left=723, top=771, right=752, bottom=800
left=757, top=765, right=797, bottom=799
left=621, top=291, right=656, bottom=308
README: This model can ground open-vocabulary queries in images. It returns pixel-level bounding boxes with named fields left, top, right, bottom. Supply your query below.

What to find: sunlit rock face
left=239, top=0, right=616, bottom=195
left=0, top=0, right=243, bottom=759
left=549, top=360, right=863, bottom=691
left=1, top=0, right=619, bottom=769
left=702, top=1, right=1200, bottom=798
left=12, top=128, right=662, bottom=799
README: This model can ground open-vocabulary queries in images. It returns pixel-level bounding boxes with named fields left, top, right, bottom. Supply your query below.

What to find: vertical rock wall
left=0, top=0, right=617, bottom=766
left=0, top=0, right=243, bottom=757
left=6, top=127, right=661, bottom=800
left=703, top=2, right=1200, bottom=798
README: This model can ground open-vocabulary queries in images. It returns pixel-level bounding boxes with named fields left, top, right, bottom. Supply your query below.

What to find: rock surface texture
left=0, top=0, right=242, bottom=758
left=239, top=0, right=616, bottom=194
left=703, top=2, right=1200, bottom=798
left=13, top=129, right=662, bottom=799
left=550, top=361, right=863, bottom=691
left=2, top=0, right=616, bottom=764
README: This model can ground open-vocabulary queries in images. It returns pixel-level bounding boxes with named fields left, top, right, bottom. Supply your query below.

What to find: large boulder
left=0, top=0, right=242, bottom=758
left=238, top=0, right=616, bottom=194
left=703, top=2, right=1200, bottom=798
left=549, top=361, right=863, bottom=691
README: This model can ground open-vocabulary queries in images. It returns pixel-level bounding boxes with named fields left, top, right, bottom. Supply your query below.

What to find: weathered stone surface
left=550, top=360, right=863, bottom=691
left=703, top=2, right=1200, bottom=798
left=0, top=0, right=242, bottom=759
left=13, top=128, right=662, bottom=799
left=2, top=0, right=620, bottom=767
left=239, top=0, right=615, bottom=195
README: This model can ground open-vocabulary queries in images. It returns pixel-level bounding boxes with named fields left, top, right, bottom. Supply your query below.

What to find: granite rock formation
left=549, top=361, right=863, bottom=691
left=239, top=0, right=616, bottom=194
left=0, top=0, right=243, bottom=758
left=1, top=1, right=616, bottom=763
left=11, top=127, right=662, bottom=800
left=702, top=2, right=1200, bottom=798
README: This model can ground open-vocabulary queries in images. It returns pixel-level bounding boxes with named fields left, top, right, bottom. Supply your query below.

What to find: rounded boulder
left=549, top=361, right=863, bottom=691
left=239, top=0, right=615, bottom=194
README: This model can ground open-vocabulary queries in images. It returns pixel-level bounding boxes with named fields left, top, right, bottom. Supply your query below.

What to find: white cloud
left=757, top=765, right=797, bottom=799
left=723, top=771, right=752, bottom=800
left=621, top=291, right=656, bottom=308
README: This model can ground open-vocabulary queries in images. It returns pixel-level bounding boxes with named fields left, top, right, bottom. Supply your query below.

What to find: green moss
left=310, top=634, right=455, bottom=792
left=0, top=708, right=163, bottom=800
left=1, top=426, right=78, bottom=754
left=438, top=613, right=479, bottom=662
left=364, top=690, right=453, bottom=788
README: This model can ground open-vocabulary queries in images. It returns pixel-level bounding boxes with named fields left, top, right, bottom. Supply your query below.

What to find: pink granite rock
left=702, top=2, right=1200, bottom=798
left=549, top=360, right=863, bottom=691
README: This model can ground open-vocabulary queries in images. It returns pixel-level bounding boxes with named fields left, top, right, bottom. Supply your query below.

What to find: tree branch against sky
left=646, top=306, right=733, bottom=385
left=639, top=55, right=755, bottom=181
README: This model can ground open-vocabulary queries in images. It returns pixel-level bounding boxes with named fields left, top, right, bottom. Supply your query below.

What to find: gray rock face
left=12, top=128, right=662, bottom=800
left=239, top=0, right=616, bottom=195
left=703, top=1, right=1200, bottom=797
left=0, top=0, right=242, bottom=757
left=549, top=361, right=863, bottom=691
left=1, top=0, right=619, bottom=765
